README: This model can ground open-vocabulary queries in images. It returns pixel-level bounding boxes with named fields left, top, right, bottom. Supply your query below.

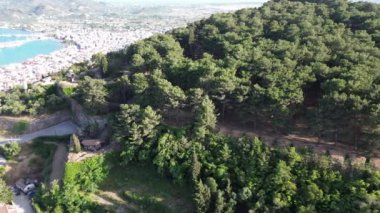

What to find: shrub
left=12, top=120, right=29, bottom=134
left=0, top=166, right=5, bottom=177
left=0, top=178, right=12, bottom=204
left=0, top=142, right=21, bottom=160
left=31, top=140, right=57, bottom=158
left=64, top=155, right=108, bottom=192
left=62, top=86, right=76, bottom=97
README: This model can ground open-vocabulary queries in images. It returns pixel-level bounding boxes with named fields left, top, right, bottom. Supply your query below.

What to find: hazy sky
left=98, top=0, right=380, bottom=5
left=97, top=0, right=268, bottom=6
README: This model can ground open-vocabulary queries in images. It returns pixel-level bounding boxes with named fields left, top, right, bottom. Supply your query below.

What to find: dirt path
left=217, top=121, right=380, bottom=169
left=50, top=144, right=68, bottom=183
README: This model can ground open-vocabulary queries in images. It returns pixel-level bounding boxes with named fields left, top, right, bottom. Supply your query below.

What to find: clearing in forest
left=92, top=162, right=194, bottom=213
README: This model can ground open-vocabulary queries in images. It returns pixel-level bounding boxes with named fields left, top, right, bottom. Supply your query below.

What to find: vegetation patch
left=0, top=178, right=12, bottom=204
left=30, top=136, right=70, bottom=181
left=0, top=84, right=67, bottom=116
left=62, top=85, right=76, bottom=97
left=96, top=159, right=193, bottom=213
left=123, top=191, right=169, bottom=213
left=12, top=120, right=29, bottom=134
left=0, top=142, right=21, bottom=160
left=33, top=155, right=108, bottom=212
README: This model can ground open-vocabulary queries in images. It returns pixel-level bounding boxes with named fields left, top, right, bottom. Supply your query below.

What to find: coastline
left=0, top=27, right=150, bottom=91
left=0, top=2, right=262, bottom=91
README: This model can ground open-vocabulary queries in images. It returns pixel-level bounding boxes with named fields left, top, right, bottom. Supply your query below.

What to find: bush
left=31, top=140, right=57, bottom=158
left=12, top=120, right=29, bottom=134
left=0, top=166, right=5, bottom=177
left=62, top=86, right=76, bottom=97
left=64, top=155, right=108, bottom=192
left=0, top=142, right=21, bottom=160
left=0, top=178, right=12, bottom=204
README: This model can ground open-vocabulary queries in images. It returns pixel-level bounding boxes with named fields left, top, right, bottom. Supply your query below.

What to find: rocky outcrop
left=57, top=82, right=108, bottom=137
left=69, top=98, right=107, bottom=131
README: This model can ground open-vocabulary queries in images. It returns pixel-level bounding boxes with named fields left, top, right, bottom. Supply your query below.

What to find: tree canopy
left=32, top=0, right=380, bottom=212
left=117, top=0, right=380, bottom=150
left=106, top=0, right=380, bottom=211
left=77, top=76, right=108, bottom=114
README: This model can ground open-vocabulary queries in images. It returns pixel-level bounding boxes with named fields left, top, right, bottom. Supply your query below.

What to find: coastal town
left=0, top=2, right=262, bottom=91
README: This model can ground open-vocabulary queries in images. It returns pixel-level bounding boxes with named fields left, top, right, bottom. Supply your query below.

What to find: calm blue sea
left=0, top=28, right=63, bottom=66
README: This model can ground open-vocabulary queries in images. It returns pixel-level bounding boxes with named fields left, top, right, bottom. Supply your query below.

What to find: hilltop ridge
left=0, top=0, right=112, bottom=21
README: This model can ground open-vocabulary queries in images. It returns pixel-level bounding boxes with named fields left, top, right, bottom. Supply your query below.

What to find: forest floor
left=92, top=163, right=194, bottom=213
left=217, top=120, right=380, bottom=169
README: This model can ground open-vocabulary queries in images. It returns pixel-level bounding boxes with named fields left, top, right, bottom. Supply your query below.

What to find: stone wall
left=26, top=111, right=72, bottom=133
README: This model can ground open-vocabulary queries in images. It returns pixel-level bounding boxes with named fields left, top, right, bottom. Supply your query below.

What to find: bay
left=0, top=28, right=63, bottom=66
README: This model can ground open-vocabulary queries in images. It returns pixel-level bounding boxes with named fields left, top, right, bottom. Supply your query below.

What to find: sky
left=97, top=0, right=268, bottom=6
left=98, top=0, right=380, bottom=5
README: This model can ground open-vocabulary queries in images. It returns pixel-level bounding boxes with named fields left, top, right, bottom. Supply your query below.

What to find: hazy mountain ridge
left=0, top=0, right=113, bottom=21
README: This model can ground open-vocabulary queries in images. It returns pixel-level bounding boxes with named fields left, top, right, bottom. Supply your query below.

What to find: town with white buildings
left=0, top=2, right=262, bottom=91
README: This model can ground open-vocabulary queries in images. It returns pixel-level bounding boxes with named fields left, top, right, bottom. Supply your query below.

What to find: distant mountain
left=0, top=0, right=113, bottom=21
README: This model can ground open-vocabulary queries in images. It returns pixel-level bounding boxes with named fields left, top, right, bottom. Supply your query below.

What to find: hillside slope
left=116, top=0, right=380, bottom=152
left=32, top=0, right=380, bottom=212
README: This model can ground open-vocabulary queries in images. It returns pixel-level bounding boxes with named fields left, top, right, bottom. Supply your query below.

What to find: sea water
left=0, top=28, right=62, bottom=66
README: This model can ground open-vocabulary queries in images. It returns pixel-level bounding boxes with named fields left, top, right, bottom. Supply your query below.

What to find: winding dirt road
left=217, top=121, right=380, bottom=169
left=50, top=143, right=68, bottom=183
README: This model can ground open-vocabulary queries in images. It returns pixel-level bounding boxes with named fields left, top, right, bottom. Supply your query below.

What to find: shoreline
left=0, top=27, right=150, bottom=90
left=0, top=2, right=262, bottom=91
left=0, top=37, right=53, bottom=49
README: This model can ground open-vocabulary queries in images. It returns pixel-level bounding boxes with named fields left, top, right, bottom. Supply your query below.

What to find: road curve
left=0, top=121, right=80, bottom=145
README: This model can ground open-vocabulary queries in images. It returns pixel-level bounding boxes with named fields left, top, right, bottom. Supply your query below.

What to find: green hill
left=114, top=0, right=380, bottom=151
left=34, top=0, right=380, bottom=212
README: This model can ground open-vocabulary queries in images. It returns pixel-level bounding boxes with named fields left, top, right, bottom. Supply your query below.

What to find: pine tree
left=214, top=190, right=226, bottom=213
left=206, top=177, right=218, bottom=194
left=193, top=96, right=217, bottom=139
left=194, top=180, right=211, bottom=213
left=71, top=134, right=81, bottom=153
left=191, top=151, right=201, bottom=183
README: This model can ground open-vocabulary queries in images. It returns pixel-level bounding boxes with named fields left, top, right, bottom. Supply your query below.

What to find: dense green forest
left=106, top=0, right=380, bottom=152
left=31, top=0, right=380, bottom=212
